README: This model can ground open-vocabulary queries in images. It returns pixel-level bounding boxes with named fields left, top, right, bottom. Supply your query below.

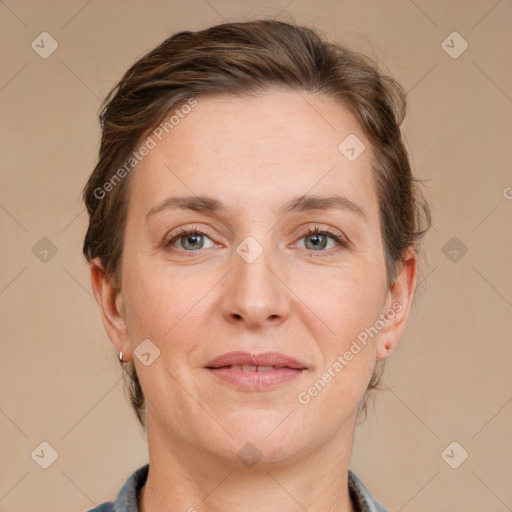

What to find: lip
left=205, top=351, right=307, bottom=369
left=205, top=351, right=308, bottom=392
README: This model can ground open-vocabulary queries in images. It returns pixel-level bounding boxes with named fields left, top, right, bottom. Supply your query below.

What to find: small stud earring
left=119, top=351, right=124, bottom=363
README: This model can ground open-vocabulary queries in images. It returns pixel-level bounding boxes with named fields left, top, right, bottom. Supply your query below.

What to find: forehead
left=165, top=91, right=366, bottom=166
left=128, top=90, right=378, bottom=221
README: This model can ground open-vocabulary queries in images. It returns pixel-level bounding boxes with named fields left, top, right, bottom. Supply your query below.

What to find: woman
left=83, top=19, right=431, bottom=512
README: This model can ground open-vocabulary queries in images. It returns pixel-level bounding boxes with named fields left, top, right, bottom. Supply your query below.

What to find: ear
left=376, top=247, right=418, bottom=360
left=90, top=257, right=132, bottom=361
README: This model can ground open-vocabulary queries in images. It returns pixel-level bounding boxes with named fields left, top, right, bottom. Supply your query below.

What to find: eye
left=163, top=225, right=216, bottom=252
left=296, top=224, right=349, bottom=256
left=162, top=223, right=349, bottom=256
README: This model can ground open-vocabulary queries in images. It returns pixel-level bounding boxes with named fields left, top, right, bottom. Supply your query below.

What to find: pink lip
left=205, top=351, right=308, bottom=391
left=205, top=351, right=307, bottom=369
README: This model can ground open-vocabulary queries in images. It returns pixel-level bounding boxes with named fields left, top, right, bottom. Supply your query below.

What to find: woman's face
left=98, top=90, right=416, bottom=464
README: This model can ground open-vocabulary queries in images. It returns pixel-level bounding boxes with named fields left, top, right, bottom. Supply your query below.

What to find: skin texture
left=90, top=90, right=417, bottom=512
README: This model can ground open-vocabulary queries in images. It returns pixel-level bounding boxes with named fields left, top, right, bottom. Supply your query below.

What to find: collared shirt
left=87, top=464, right=389, bottom=512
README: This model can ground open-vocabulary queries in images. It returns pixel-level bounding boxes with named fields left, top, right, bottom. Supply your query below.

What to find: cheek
left=299, top=269, right=384, bottom=344
left=122, top=260, right=216, bottom=347
left=297, top=277, right=381, bottom=405
left=298, top=273, right=383, bottom=402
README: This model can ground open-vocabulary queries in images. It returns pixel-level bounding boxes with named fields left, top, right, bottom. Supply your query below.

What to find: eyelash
left=163, top=223, right=349, bottom=257
left=300, top=224, right=349, bottom=256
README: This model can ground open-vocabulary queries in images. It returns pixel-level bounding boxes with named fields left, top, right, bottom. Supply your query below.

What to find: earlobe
left=376, top=248, right=418, bottom=360
left=90, top=257, right=130, bottom=357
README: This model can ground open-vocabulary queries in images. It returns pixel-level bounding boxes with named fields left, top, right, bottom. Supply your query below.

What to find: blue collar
left=88, top=463, right=389, bottom=512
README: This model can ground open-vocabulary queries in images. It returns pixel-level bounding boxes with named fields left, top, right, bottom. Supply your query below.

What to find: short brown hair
left=83, top=19, right=431, bottom=430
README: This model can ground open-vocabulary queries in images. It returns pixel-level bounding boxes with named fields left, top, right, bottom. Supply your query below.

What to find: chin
left=209, top=414, right=311, bottom=465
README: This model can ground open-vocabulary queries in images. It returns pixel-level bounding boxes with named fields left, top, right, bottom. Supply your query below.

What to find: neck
left=139, top=417, right=358, bottom=512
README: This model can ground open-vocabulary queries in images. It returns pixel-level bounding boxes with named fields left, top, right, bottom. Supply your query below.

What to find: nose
left=221, top=238, right=290, bottom=329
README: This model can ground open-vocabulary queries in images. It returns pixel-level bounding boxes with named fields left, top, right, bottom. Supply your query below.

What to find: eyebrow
left=145, top=193, right=368, bottom=222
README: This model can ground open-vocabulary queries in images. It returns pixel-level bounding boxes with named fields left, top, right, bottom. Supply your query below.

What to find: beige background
left=1, top=0, right=511, bottom=511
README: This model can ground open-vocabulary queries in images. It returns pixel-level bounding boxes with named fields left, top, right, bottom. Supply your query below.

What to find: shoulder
left=86, top=463, right=149, bottom=512
left=348, top=469, right=389, bottom=512
left=86, top=503, right=114, bottom=512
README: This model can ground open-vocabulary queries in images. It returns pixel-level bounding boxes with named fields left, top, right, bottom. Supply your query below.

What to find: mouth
left=205, top=351, right=307, bottom=370
left=205, top=351, right=307, bottom=391
left=216, top=364, right=286, bottom=372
